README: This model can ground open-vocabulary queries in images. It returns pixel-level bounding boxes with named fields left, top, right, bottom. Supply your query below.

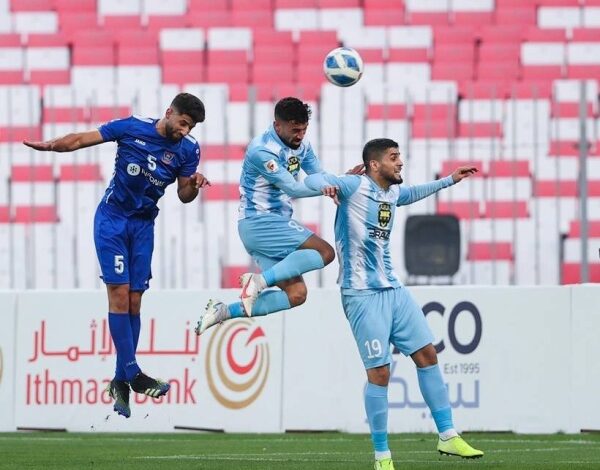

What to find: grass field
left=1, top=432, right=600, bottom=469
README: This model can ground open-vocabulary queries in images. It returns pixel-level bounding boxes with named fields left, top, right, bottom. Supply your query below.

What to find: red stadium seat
left=253, top=44, right=295, bottom=65
left=467, top=242, right=513, bottom=261
left=252, top=63, right=295, bottom=85
left=561, top=263, right=600, bottom=284
left=162, top=64, right=205, bottom=85
left=388, top=48, right=430, bottom=62
left=412, top=120, right=457, bottom=138
left=494, top=8, right=536, bottom=25
left=484, top=201, right=528, bottom=218
left=59, top=164, right=103, bottom=182
left=437, top=201, right=481, bottom=219
left=488, top=160, right=530, bottom=178
left=72, top=46, right=115, bottom=66
left=26, top=33, right=69, bottom=46
left=364, top=8, right=405, bottom=26
left=187, top=11, right=233, bottom=27
left=201, top=145, right=247, bottom=161
left=13, top=205, right=59, bottom=223
left=231, top=10, right=273, bottom=28
left=11, top=164, right=54, bottom=182
left=521, top=65, right=564, bottom=81
left=206, top=64, right=250, bottom=84
left=118, top=47, right=159, bottom=65
left=568, top=220, right=600, bottom=238
left=367, top=104, right=408, bottom=120
left=0, top=206, right=9, bottom=223
left=58, top=12, right=99, bottom=34
left=458, top=122, right=502, bottom=138
left=203, top=183, right=240, bottom=201
left=29, top=70, right=71, bottom=86
left=0, top=34, right=22, bottom=46
left=9, top=0, right=56, bottom=11
left=0, top=126, right=41, bottom=142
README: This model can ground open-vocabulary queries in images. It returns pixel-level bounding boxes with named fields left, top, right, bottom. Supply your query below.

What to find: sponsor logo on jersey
left=134, top=139, right=146, bottom=146
left=287, top=155, right=300, bottom=173
left=127, top=163, right=141, bottom=176
left=264, top=159, right=279, bottom=173
left=378, top=202, right=391, bottom=228
left=162, top=151, right=175, bottom=165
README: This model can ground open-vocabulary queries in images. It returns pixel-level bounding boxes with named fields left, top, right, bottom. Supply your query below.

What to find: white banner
left=14, top=289, right=283, bottom=432
left=571, top=284, right=600, bottom=432
left=7, top=286, right=600, bottom=433
left=0, top=292, right=16, bottom=431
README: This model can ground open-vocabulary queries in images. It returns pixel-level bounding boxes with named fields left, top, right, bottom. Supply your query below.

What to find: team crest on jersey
left=264, top=159, right=279, bottom=173
left=287, top=155, right=300, bottom=173
left=378, top=203, right=391, bottom=228
left=162, top=151, right=175, bottom=164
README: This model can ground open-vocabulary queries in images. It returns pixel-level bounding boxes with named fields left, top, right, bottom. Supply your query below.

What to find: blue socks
left=228, top=290, right=292, bottom=318
left=129, top=313, right=141, bottom=351
left=108, top=312, right=141, bottom=382
left=262, top=249, right=324, bottom=287
left=417, top=364, right=454, bottom=432
left=365, top=382, right=390, bottom=455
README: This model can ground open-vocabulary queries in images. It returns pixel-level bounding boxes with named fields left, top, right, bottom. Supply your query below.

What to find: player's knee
left=412, top=343, right=438, bottom=367
left=367, top=366, right=390, bottom=386
left=287, top=284, right=308, bottom=307
left=129, top=292, right=142, bottom=314
left=108, top=284, right=130, bottom=312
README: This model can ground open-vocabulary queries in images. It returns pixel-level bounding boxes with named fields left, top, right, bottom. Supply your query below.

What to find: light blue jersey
left=238, top=125, right=322, bottom=220
left=305, top=173, right=454, bottom=293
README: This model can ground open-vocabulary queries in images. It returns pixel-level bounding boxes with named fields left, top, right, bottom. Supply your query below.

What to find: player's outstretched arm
left=23, top=130, right=104, bottom=152
left=451, top=166, right=478, bottom=183
left=177, top=173, right=211, bottom=203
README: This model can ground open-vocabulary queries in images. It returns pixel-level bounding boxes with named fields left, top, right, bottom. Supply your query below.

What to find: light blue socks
left=365, top=382, right=390, bottom=457
left=227, top=290, right=292, bottom=318
left=417, top=364, right=454, bottom=432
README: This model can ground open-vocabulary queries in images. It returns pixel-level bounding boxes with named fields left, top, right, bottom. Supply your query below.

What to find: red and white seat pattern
left=1, top=0, right=599, bottom=288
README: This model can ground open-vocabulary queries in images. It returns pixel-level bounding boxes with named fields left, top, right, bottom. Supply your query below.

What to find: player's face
left=378, top=147, right=403, bottom=184
left=274, top=119, right=308, bottom=150
left=165, top=109, right=196, bottom=141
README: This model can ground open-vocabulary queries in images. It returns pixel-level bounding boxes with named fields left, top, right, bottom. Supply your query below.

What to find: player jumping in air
left=23, top=93, right=210, bottom=419
left=195, top=97, right=339, bottom=334
left=304, top=138, right=483, bottom=469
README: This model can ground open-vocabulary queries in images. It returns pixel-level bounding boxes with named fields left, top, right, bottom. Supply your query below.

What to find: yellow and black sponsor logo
left=378, top=202, right=392, bottom=228
left=287, top=155, right=300, bottom=174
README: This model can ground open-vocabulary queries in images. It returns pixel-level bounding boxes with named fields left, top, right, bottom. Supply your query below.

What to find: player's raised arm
left=396, top=166, right=478, bottom=206
left=23, top=129, right=104, bottom=152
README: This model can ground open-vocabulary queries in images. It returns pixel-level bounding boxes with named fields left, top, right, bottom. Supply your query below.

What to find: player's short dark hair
left=171, top=93, right=205, bottom=123
left=362, top=138, right=399, bottom=169
left=274, top=97, right=312, bottom=123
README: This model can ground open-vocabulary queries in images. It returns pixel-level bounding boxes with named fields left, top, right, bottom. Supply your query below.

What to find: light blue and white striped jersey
left=238, top=125, right=322, bottom=220
left=305, top=173, right=454, bottom=293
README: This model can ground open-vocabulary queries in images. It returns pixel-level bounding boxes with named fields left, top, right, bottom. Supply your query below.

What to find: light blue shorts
left=341, top=287, right=434, bottom=370
left=238, top=214, right=314, bottom=270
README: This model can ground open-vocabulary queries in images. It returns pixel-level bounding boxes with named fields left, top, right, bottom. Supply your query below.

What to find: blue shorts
left=341, top=287, right=434, bottom=370
left=93, top=203, right=154, bottom=291
left=238, top=214, right=313, bottom=270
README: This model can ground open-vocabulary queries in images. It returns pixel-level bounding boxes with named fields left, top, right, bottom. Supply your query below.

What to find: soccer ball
left=323, top=47, right=364, bottom=87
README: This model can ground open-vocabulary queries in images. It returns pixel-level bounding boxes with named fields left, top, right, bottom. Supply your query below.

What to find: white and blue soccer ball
left=323, top=47, right=364, bottom=87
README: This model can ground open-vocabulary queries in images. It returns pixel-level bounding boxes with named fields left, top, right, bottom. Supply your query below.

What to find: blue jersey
left=98, top=115, right=200, bottom=218
left=238, top=125, right=322, bottom=220
left=305, top=173, right=454, bottom=293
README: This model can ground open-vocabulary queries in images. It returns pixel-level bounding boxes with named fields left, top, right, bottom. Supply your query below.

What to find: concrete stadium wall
left=0, top=285, right=598, bottom=433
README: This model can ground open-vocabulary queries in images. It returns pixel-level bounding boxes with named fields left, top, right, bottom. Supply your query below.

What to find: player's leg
left=392, top=288, right=483, bottom=459
left=238, top=216, right=334, bottom=315
left=126, top=217, right=170, bottom=399
left=343, top=291, right=395, bottom=470
left=195, top=260, right=304, bottom=335
left=94, top=205, right=136, bottom=418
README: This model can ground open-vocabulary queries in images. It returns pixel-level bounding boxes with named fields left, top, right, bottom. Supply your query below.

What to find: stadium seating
left=0, top=0, right=599, bottom=288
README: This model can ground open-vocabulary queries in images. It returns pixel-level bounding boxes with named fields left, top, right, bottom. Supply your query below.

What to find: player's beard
left=165, top=122, right=182, bottom=141
left=387, top=171, right=403, bottom=185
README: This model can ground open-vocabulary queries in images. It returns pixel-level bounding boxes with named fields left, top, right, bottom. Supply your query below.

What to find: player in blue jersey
left=303, top=139, right=483, bottom=469
left=195, top=97, right=340, bottom=334
left=23, top=93, right=210, bottom=419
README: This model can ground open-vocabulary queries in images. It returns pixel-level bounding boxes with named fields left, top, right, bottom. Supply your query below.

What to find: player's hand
left=451, top=166, right=478, bottom=183
left=23, top=140, right=53, bottom=151
left=346, top=163, right=365, bottom=175
left=322, top=185, right=340, bottom=206
left=190, top=172, right=211, bottom=189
